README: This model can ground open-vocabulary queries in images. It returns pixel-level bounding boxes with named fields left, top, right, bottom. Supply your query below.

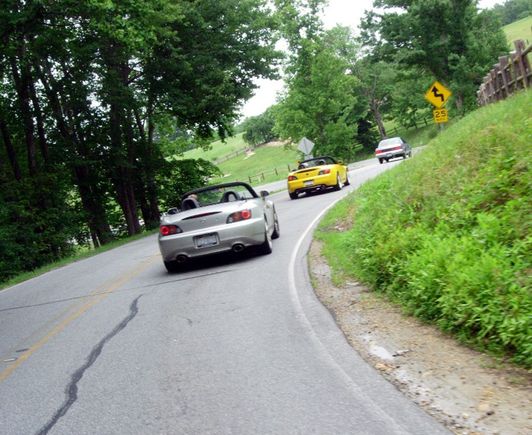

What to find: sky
left=239, top=0, right=506, bottom=119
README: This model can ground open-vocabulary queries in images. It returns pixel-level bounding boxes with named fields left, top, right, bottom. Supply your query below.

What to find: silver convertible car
left=158, top=182, right=280, bottom=272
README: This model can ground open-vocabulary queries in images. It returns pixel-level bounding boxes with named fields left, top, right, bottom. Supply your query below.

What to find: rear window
left=378, top=138, right=402, bottom=148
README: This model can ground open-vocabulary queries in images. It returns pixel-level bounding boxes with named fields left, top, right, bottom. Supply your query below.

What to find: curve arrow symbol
left=431, top=86, right=445, bottom=102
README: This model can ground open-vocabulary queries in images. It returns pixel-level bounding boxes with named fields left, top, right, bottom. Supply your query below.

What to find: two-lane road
left=0, top=158, right=448, bottom=434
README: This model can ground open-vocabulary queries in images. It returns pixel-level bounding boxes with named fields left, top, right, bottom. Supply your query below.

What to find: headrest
left=181, top=197, right=200, bottom=210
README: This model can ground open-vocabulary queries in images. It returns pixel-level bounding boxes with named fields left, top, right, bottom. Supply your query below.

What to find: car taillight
left=375, top=149, right=382, bottom=155
left=227, top=209, right=252, bottom=223
left=318, top=169, right=331, bottom=175
left=160, top=225, right=182, bottom=236
left=288, top=175, right=297, bottom=181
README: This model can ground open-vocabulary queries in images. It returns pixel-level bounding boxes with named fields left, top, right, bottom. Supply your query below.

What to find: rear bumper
left=158, top=218, right=265, bottom=261
left=376, top=150, right=406, bottom=160
left=287, top=174, right=336, bottom=194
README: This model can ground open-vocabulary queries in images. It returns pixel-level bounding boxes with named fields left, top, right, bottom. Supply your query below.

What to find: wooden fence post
left=499, top=56, right=510, bottom=98
left=514, top=40, right=530, bottom=89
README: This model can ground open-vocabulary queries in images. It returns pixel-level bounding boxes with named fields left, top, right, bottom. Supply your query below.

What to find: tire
left=333, top=173, right=342, bottom=191
left=344, top=173, right=350, bottom=186
left=164, top=260, right=180, bottom=273
left=402, top=153, right=406, bottom=159
left=289, top=192, right=298, bottom=200
left=379, top=158, right=383, bottom=164
left=257, top=229, right=272, bottom=255
left=271, top=211, right=280, bottom=239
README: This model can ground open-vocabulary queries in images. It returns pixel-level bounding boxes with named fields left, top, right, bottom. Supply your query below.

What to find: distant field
left=503, top=15, right=532, bottom=46
left=211, top=144, right=299, bottom=185
left=183, top=132, right=248, bottom=162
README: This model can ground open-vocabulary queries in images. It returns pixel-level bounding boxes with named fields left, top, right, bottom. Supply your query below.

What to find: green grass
left=211, top=144, right=300, bottom=185
left=183, top=133, right=248, bottom=162
left=0, top=230, right=157, bottom=291
left=503, top=15, right=532, bottom=46
left=316, top=90, right=532, bottom=367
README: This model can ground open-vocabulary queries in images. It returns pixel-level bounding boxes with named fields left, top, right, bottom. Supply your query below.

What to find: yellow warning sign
left=433, top=108, right=449, bottom=123
left=425, top=81, right=452, bottom=108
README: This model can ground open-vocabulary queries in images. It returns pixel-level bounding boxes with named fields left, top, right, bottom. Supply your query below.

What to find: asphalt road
left=0, top=156, right=448, bottom=434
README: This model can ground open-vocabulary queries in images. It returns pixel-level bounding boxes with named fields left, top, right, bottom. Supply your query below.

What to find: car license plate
left=304, top=180, right=314, bottom=186
left=195, top=233, right=218, bottom=248
left=387, top=153, right=392, bottom=158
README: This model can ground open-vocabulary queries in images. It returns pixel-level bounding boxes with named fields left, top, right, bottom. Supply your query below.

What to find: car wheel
left=164, top=260, right=180, bottom=273
left=272, top=211, right=280, bottom=239
left=258, top=229, right=273, bottom=255
left=344, top=173, right=350, bottom=186
left=403, top=153, right=407, bottom=159
left=289, top=192, right=298, bottom=200
left=334, top=174, right=342, bottom=191
left=379, top=158, right=383, bottom=164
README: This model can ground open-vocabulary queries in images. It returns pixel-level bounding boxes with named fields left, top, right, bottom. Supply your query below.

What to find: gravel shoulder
left=309, top=240, right=531, bottom=435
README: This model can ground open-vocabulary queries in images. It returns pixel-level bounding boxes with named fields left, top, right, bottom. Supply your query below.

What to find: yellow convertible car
left=287, top=156, right=350, bottom=199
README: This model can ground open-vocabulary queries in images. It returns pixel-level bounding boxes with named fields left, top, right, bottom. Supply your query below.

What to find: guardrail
left=477, top=39, right=531, bottom=106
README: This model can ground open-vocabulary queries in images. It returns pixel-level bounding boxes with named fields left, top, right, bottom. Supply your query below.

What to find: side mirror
left=260, top=190, right=269, bottom=198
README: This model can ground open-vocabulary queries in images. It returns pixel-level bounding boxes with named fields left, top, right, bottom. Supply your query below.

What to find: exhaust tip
left=176, top=255, right=188, bottom=264
left=232, top=243, right=245, bottom=253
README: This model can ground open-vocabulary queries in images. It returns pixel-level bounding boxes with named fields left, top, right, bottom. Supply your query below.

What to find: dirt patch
left=309, top=240, right=531, bottom=435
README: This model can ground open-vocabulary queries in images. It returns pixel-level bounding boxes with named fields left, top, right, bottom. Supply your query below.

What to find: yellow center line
left=0, top=255, right=159, bottom=383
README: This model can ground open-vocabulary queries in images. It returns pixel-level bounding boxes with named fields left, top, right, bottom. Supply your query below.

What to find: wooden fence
left=213, top=140, right=272, bottom=164
left=477, top=39, right=532, bottom=106
left=385, top=115, right=432, bottom=137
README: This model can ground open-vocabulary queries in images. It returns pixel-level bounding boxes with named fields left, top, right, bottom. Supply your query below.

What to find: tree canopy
left=0, top=0, right=280, bottom=281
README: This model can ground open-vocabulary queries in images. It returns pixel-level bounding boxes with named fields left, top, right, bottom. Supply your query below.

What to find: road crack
left=37, top=295, right=143, bottom=435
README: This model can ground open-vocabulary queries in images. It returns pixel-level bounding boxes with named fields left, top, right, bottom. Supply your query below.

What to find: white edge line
left=287, top=186, right=414, bottom=433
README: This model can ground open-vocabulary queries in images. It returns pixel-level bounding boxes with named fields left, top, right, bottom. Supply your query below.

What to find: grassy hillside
left=316, top=91, right=531, bottom=367
left=503, top=15, right=532, bottom=46
left=211, top=144, right=299, bottom=185
left=183, top=133, right=248, bottom=162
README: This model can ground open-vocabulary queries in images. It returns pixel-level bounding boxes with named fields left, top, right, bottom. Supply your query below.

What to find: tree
left=353, top=58, right=397, bottom=139
left=274, top=22, right=364, bottom=160
left=242, top=108, right=278, bottom=147
left=363, top=0, right=508, bottom=113
left=491, top=0, right=531, bottom=25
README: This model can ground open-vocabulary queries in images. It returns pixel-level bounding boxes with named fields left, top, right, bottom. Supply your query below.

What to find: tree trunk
left=0, top=116, right=22, bottom=181
left=27, top=70, right=49, bottom=163
left=35, top=60, right=114, bottom=245
left=74, top=165, right=114, bottom=246
left=371, top=99, right=387, bottom=139
left=134, top=104, right=160, bottom=228
left=10, top=51, right=37, bottom=176
left=103, top=50, right=142, bottom=236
